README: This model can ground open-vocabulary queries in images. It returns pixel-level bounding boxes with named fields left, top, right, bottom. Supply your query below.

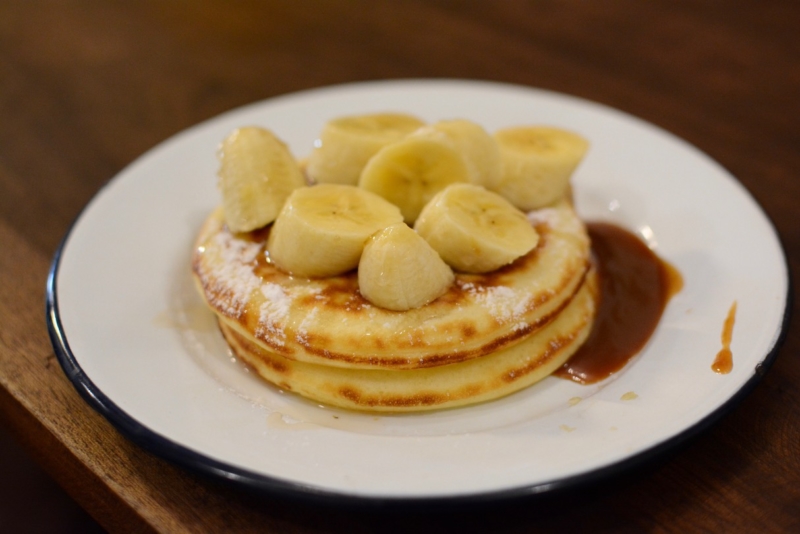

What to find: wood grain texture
left=1, top=1, right=798, bottom=532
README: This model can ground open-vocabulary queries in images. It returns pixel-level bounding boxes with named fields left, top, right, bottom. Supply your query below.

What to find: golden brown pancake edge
left=192, top=201, right=592, bottom=371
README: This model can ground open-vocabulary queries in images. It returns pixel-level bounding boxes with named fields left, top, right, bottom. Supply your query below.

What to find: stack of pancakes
left=192, top=200, right=597, bottom=412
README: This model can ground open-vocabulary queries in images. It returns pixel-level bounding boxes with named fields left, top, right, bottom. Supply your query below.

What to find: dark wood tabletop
left=1, top=1, right=799, bottom=532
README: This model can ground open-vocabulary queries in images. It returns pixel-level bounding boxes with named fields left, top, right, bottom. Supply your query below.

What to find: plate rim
left=45, top=78, right=793, bottom=505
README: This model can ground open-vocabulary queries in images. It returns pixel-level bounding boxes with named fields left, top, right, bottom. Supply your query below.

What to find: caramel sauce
left=555, top=222, right=683, bottom=385
left=712, top=301, right=737, bottom=374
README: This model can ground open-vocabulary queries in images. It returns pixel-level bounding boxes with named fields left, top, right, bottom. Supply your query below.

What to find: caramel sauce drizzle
left=712, top=301, right=737, bottom=374
left=556, top=223, right=683, bottom=385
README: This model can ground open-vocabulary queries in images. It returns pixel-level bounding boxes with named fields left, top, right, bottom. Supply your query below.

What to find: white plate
left=47, top=80, right=789, bottom=502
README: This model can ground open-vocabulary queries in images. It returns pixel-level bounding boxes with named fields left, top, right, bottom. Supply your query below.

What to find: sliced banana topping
left=492, top=126, right=589, bottom=211
left=358, top=223, right=454, bottom=311
left=358, top=130, right=471, bottom=223
left=306, top=113, right=425, bottom=186
left=415, top=183, right=539, bottom=273
left=417, top=119, right=503, bottom=188
left=217, top=126, right=306, bottom=233
left=267, top=184, right=403, bottom=278
left=214, top=118, right=588, bottom=310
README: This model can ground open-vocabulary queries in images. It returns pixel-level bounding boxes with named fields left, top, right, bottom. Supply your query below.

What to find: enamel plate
left=47, top=80, right=789, bottom=503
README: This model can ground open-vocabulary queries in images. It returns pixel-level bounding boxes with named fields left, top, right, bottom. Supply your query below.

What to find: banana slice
left=492, top=126, right=589, bottom=211
left=306, top=113, right=425, bottom=185
left=217, top=126, right=306, bottom=233
left=417, top=119, right=503, bottom=187
left=358, top=223, right=454, bottom=311
left=414, top=183, right=539, bottom=273
left=358, top=130, right=471, bottom=223
left=267, top=184, right=403, bottom=278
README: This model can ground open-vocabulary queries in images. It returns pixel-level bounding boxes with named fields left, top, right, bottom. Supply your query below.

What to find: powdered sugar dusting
left=257, top=283, right=291, bottom=343
left=295, top=306, right=320, bottom=345
left=259, top=283, right=291, bottom=322
left=203, top=231, right=262, bottom=317
left=458, top=281, right=529, bottom=323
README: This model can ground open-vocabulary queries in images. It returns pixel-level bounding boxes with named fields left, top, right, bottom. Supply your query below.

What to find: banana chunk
left=417, top=119, right=503, bottom=188
left=492, top=126, right=589, bottom=211
left=217, top=127, right=306, bottom=233
left=358, top=223, right=454, bottom=311
left=358, top=130, right=471, bottom=223
left=415, top=183, right=539, bottom=273
left=267, top=184, right=403, bottom=278
left=306, top=113, right=425, bottom=186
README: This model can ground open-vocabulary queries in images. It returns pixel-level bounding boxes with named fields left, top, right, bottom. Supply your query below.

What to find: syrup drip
left=712, top=301, right=737, bottom=374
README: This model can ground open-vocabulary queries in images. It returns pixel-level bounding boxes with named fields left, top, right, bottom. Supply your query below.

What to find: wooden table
left=2, top=1, right=798, bottom=532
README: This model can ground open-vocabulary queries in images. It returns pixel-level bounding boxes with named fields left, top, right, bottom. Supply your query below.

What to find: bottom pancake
left=218, top=269, right=598, bottom=413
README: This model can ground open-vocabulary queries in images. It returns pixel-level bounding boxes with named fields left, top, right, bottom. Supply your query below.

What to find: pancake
left=192, top=200, right=591, bottom=370
left=218, top=267, right=597, bottom=412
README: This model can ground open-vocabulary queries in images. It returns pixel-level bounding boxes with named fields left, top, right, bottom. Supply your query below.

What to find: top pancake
left=192, top=200, right=591, bottom=370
